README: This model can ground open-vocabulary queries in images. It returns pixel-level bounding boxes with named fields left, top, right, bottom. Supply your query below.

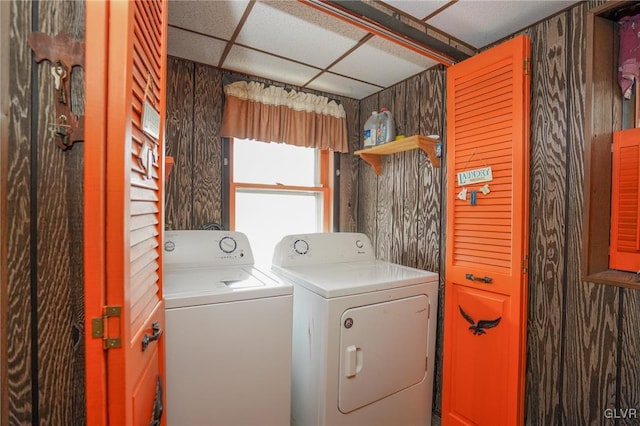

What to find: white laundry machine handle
left=345, top=345, right=363, bottom=377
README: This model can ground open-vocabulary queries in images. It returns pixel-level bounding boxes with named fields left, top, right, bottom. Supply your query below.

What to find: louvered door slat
left=455, top=60, right=512, bottom=91
left=131, top=186, right=159, bottom=202
left=130, top=201, right=159, bottom=216
left=130, top=237, right=159, bottom=263
left=130, top=266, right=159, bottom=304
left=130, top=249, right=159, bottom=277
left=130, top=214, right=158, bottom=232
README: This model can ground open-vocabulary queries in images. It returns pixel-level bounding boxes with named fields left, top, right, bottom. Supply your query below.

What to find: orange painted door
left=610, top=128, right=640, bottom=272
left=85, top=1, right=169, bottom=425
left=442, top=35, right=530, bottom=426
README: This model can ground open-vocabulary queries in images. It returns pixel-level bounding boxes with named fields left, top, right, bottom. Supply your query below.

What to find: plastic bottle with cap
left=376, top=108, right=396, bottom=144
left=363, top=111, right=378, bottom=148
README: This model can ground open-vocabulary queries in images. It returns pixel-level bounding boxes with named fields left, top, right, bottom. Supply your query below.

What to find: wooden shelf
left=354, top=135, right=440, bottom=175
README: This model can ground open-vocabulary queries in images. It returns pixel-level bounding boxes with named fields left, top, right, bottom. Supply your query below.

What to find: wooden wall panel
left=562, top=283, right=619, bottom=424
left=562, top=3, right=620, bottom=424
left=6, top=0, right=86, bottom=423
left=192, top=63, right=222, bottom=229
left=7, top=0, right=33, bottom=423
left=620, top=288, right=640, bottom=419
left=35, top=1, right=86, bottom=423
left=416, top=67, right=445, bottom=412
left=165, top=56, right=194, bottom=230
left=416, top=68, right=444, bottom=275
left=524, top=14, right=568, bottom=425
left=390, top=83, right=406, bottom=265
left=338, top=97, right=360, bottom=232
left=402, top=75, right=421, bottom=268
left=358, top=95, right=379, bottom=247
left=0, top=0, right=9, bottom=422
left=376, top=88, right=395, bottom=261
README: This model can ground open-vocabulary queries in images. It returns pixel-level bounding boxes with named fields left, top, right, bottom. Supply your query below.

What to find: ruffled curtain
left=221, top=81, right=349, bottom=153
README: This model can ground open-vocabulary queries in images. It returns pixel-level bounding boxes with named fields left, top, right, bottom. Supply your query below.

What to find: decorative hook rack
left=27, top=32, right=85, bottom=150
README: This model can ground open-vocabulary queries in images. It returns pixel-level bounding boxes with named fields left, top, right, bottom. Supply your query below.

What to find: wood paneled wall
left=5, top=0, right=86, bottom=424
left=358, top=2, right=640, bottom=424
left=523, top=3, right=638, bottom=424
left=165, top=57, right=224, bottom=230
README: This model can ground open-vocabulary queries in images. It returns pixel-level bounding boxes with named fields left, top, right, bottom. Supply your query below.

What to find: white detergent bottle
left=376, top=108, right=396, bottom=144
left=363, top=111, right=378, bottom=147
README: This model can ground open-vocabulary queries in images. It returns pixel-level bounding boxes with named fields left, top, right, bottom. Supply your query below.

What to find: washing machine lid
left=164, top=266, right=292, bottom=309
left=272, top=260, right=438, bottom=298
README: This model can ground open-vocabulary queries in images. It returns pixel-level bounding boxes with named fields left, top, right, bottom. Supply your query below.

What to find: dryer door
left=338, top=295, right=429, bottom=413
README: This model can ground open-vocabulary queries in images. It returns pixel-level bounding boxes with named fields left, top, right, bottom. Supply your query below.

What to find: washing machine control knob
left=219, top=236, right=237, bottom=254
left=293, top=239, right=309, bottom=255
left=355, top=239, right=364, bottom=249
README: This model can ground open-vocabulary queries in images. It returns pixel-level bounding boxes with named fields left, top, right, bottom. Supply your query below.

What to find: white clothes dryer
left=163, top=230, right=293, bottom=426
left=272, top=232, right=439, bottom=426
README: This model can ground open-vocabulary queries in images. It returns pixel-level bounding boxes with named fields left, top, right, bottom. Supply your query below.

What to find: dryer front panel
left=338, top=295, right=429, bottom=413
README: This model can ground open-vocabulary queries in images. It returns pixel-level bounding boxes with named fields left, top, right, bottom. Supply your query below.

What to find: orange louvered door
left=85, top=1, right=168, bottom=425
left=442, top=35, right=530, bottom=426
left=610, top=128, right=640, bottom=272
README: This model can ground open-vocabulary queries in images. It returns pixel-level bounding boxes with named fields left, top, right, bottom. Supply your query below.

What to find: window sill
left=584, top=269, right=640, bottom=290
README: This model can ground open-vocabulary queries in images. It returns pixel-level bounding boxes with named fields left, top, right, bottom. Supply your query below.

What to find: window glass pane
left=235, top=190, right=321, bottom=266
left=233, top=139, right=316, bottom=186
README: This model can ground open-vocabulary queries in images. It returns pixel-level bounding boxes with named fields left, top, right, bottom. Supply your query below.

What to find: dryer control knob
left=293, top=239, right=309, bottom=255
left=164, top=240, right=176, bottom=252
left=355, top=239, right=364, bottom=249
left=219, top=236, right=237, bottom=254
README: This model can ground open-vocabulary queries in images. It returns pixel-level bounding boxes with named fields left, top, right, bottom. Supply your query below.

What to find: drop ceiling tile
left=306, top=72, right=381, bottom=100
left=235, top=0, right=368, bottom=69
left=165, top=0, right=581, bottom=100
left=329, top=36, right=439, bottom=88
left=427, top=0, right=579, bottom=48
left=168, top=0, right=250, bottom=40
left=224, top=45, right=320, bottom=87
left=383, top=0, right=450, bottom=20
left=167, top=26, right=227, bottom=67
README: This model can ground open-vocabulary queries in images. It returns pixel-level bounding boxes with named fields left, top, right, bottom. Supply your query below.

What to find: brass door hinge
left=524, top=57, right=530, bottom=75
left=522, top=254, right=529, bottom=273
left=92, top=306, right=122, bottom=350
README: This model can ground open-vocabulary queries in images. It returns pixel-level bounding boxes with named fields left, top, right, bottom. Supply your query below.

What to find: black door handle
left=465, top=273, right=493, bottom=284
left=142, top=321, right=162, bottom=352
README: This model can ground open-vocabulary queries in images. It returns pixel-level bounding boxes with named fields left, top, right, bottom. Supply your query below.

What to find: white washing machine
left=271, top=232, right=439, bottom=426
left=163, top=230, right=293, bottom=426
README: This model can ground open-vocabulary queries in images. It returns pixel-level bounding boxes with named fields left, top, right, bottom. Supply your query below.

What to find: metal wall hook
left=27, top=31, right=85, bottom=150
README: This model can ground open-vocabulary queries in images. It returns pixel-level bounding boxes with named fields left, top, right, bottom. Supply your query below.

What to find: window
left=229, top=138, right=332, bottom=265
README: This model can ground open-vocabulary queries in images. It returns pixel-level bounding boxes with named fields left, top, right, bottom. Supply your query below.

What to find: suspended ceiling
left=168, top=0, right=579, bottom=100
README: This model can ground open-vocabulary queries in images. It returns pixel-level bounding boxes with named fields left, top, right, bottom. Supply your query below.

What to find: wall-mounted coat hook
left=27, top=31, right=84, bottom=150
